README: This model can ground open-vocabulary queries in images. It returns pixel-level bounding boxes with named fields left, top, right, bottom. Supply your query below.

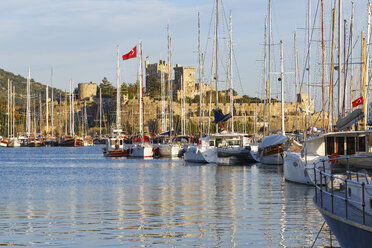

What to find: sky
left=0, top=0, right=371, bottom=103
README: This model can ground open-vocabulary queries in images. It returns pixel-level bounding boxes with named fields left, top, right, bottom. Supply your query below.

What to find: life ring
left=329, top=153, right=340, bottom=164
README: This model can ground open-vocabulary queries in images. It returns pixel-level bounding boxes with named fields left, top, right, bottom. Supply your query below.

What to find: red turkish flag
left=352, top=96, right=363, bottom=108
left=122, top=46, right=137, bottom=60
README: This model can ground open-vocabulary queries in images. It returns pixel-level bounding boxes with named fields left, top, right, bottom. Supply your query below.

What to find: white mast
left=181, top=75, right=184, bottom=135
left=99, top=88, right=102, bottom=137
left=72, top=80, right=75, bottom=136
left=183, top=75, right=186, bottom=135
left=69, top=80, right=72, bottom=135
left=84, top=100, right=87, bottom=137
left=12, top=85, right=15, bottom=137
left=198, top=12, right=204, bottom=135
left=167, top=25, right=173, bottom=135
left=215, top=0, right=219, bottom=133
left=26, top=67, right=31, bottom=137
left=46, top=77, right=49, bottom=135
left=229, top=11, right=234, bottom=133
left=161, top=68, right=165, bottom=132
left=116, top=45, right=121, bottom=130
left=51, top=67, right=54, bottom=137
left=267, top=0, right=271, bottom=133
left=307, top=0, right=312, bottom=128
left=7, top=79, right=10, bottom=138
left=280, top=40, right=285, bottom=136
left=139, top=41, right=144, bottom=142
left=263, top=16, right=267, bottom=135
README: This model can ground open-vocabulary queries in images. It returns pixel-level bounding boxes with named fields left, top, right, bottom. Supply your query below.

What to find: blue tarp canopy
left=214, top=109, right=232, bottom=124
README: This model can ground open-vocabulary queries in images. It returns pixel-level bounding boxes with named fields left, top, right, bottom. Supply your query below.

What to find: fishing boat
left=103, top=130, right=128, bottom=157
left=0, top=137, right=8, bottom=147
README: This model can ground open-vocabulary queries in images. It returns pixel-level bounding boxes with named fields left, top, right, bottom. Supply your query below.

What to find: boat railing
left=313, top=155, right=372, bottom=225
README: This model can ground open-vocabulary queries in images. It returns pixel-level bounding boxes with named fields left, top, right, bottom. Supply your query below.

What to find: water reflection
left=0, top=147, right=331, bottom=247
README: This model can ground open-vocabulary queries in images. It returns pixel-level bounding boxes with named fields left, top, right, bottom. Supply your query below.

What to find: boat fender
left=329, top=153, right=340, bottom=164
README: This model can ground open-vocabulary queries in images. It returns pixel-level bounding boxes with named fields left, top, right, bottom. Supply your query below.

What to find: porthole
left=293, top=162, right=298, bottom=167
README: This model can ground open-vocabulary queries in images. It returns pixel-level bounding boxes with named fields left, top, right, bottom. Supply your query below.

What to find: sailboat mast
left=46, top=78, right=49, bottom=135
left=161, top=65, right=165, bottom=132
left=280, top=40, right=284, bottom=136
left=343, top=19, right=347, bottom=115
left=139, top=41, right=144, bottom=142
left=350, top=3, right=355, bottom=112
left=7, top=79, right=9, bottom=138
left=364, top=4, right=371, bottom=130
left=328, top=2, right=337, bottom=132
left=198, top=12, right=203, bottom=135
left=338, top=0, right=342, bottom=117
left=321, top=0, right=325, bottom=132
left=116, top=45, right=121, bottom=130
left=167, top=25, right=173, bottom=135
left=99, top=88, right=102, bottom=137
left=26, top=67, right=31, bottom=137
left=307, top=0, right=311, bottom=129
left=294, top=32, right=299, bottom=132
left=12, top=86, right=15, bottom=137
left=51, top=67, right=54, bottom=137
left=267, top=0, right=271, bottom=133
left=39, top=93, right=42, bottom=135
left=229, top=11, right=234, bottom=133
left=215, top=0, right=219, bottom=133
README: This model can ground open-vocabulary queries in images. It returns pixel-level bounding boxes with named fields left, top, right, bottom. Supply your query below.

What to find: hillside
left=0, top=68, right=63, bottom=107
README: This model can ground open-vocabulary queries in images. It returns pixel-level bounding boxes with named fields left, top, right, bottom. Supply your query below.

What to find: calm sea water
left=0, top=146, right=335, bottom=247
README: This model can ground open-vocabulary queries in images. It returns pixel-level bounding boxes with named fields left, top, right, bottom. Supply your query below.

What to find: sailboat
left=103, top=46, right=128, bottom=157
left=60, top=80, right=84, bottom=147
left=184, top=5, right=257, bottom=164
left=157, top=26, right=184, bottom=158
left=129, top=41, right=154, bottom=158
left=257, top=2, right=288, bottom=165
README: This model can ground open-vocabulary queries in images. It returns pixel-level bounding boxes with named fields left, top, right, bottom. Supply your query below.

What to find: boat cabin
left=205, top=133, right=250, bottom=148
left=304, top=131, right=372, bottom=156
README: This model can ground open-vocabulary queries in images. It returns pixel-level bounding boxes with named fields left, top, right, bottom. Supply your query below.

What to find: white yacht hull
left=184, top=146, right=207, bottom=163
left=284, top=152, right=330, bottom=185
left=130, top=144, right=153, bottom=158
left=259, top=153, right=284, bottom=165
left=158, top=144, right=183, bottom=158
left=283, top=152, right=313, bottom=185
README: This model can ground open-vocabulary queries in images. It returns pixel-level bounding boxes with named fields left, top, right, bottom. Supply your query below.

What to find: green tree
left=147, top=76, right=161, bottom=98
left=100, top=77, right=115, bottom=99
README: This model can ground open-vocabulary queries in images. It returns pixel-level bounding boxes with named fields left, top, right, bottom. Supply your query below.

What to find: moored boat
left=257, top=134, right=287, bottom=165
left=313, top=158, right=372, bottom=248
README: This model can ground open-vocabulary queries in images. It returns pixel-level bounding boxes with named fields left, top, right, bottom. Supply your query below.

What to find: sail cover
left=336, top=109, right=364, bottom=131
left=259, top=134, right=288, bottom=149
left=214, top=109, right=232, bottom=124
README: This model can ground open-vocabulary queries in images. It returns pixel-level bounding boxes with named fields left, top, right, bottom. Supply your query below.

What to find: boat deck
left=314, top=189, right=372, bottom=227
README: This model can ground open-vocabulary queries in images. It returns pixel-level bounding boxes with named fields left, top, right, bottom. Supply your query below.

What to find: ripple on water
left=0, top=147, right=335, bottom=247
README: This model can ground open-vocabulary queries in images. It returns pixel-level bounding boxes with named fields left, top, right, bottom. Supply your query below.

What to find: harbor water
left=0, top=146, right=333, bottom=247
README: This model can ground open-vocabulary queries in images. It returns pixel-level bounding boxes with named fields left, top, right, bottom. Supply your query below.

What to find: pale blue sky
left=0, top=0, right=370, bottom=102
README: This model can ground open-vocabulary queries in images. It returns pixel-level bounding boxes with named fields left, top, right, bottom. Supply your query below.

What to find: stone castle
left=71, top=60, right=321, bottom=136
